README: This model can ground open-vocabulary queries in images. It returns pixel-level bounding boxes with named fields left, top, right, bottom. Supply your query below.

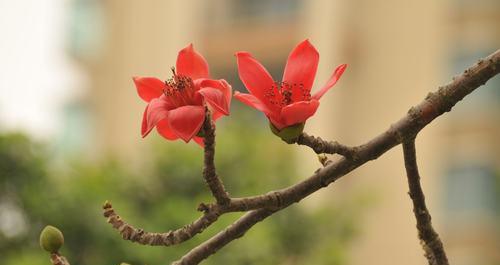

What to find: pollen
left=163, top=67, right=198, bottom=107
left=265, top=81, right=311, bottom=107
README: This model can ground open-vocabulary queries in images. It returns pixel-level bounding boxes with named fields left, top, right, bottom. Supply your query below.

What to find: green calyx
left=269, top=122, right=305, bottom=143
left=196, top=128, right=205, bottom=137
left=39, top=225, right=64, bottom=253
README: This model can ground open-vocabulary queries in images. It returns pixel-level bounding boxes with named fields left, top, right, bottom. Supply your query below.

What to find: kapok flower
left=234, top=39, right=346, bottom=142
left=133, top=44, right=231, bottom=145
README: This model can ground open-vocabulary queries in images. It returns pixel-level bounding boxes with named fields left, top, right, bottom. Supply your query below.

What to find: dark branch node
left=296, top=133, right=357, bottom=159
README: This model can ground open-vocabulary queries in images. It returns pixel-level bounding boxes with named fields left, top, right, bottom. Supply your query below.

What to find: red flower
left=133, top=44, right=231, bottom=145
left=234, top=39, right=346, bottom=138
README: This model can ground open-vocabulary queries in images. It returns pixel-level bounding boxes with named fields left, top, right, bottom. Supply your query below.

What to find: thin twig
left=50, top=253, right=70, bottom=265
left=102, top=110, right=234, bottom=247
left=202, top=109, right=230, bottom=205
left=296, top=132, right=357, bottom=158
left=103, top=201, right=221, bottom=246
left=103, top=195, right=289, bottom=247
left=172, top=49, right=500, bottom=264
left=402, top=140, right=449, bottom=265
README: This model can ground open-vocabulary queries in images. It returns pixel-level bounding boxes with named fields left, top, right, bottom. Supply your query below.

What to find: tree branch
left=402, top=140, right=449, bottom=265
left=296, top=132, right=357, bottom=158
left=202, top=109, right=230, bottom=205
left=103, top=201, right=221, bottom=246
left=170, top=49, right=500, bottom=264
left=97, top=49, right=498, bottom=264
left=102, top=193, right=292, bottom=247
left=49, top=253, right=70, bottom=265
left=172, top=208, right=276, bottom=265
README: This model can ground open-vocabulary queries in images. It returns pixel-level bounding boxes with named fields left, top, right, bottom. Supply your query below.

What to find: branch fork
left=60, top=48, right=500, bottom=265
left=200, top=109, right=230, bottom=205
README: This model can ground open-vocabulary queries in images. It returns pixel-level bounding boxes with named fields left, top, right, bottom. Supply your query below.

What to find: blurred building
left=64, top=0, right=499, bottom=264
left=437, top=1, right=500, bottom=264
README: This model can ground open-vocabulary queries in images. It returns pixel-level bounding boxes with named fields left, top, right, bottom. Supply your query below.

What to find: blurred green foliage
left=0, top=113, right=370, bottom=265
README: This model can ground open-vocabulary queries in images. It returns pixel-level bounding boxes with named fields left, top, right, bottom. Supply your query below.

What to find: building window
left=443, top=163, right=498, bottom=217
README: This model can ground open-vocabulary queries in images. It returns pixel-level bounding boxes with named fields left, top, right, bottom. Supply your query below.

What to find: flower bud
left=269, top=122, right=305, bottom=143
left=39, top=225, right=64, bottom=253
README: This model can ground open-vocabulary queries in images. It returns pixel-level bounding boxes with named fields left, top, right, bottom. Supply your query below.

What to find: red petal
left=198, top=79, right=232, bottom=117
left=133, top=77, right=165, bottom=102
left=193, top=136, right=205, bottom=147
left=234, top=91, right=277, bottom=118
left=143, top=96, right=169, bottom=137
left=215, top=79, right=232, bottom=121
left=167, top=105, right=205, bottom=142
left=218, top=79, right=232, bottom=110
left=280, top=100, right=319, bottom=127
left=141, top=106, right=149, bottom=136
left=312, top=64, right=347, bottom=100
left=282, top=39, right=319, bottom=101
left=235, top=52, right=276, bottom=109
left=156, top=119, right=179, bottom=140
left=176, top=43, right=209, bottom=79
left=199, top=88, right=228, bottom=116
left=234, top=91, right=286, bottom=129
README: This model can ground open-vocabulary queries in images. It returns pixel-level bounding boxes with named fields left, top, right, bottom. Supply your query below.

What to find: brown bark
left=50, top=253, right=70, bottom=265
left=403, top=140, right=449, bottom=265
left=201, top=109, right=231, bottom=205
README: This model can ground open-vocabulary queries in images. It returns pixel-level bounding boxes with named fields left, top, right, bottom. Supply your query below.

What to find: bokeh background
left=1, top=0, right=499, bottom=264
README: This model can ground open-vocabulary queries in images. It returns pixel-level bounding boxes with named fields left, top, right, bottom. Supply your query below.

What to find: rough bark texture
left=403, top=140, right=449, bottom=265
left=50, top=253, right=70, bottom=265
left=201, top=110, right=231, bottom=205
left=296, top=133, right=357, bottom=158
left=172, top=209, right=277, bottom=265
left=103, top=201, right=221, bottom=246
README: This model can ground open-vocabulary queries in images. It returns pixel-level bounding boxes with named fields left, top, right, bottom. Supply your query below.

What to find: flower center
left=163, top=67, right=199, bottom=107
left=265, top=81, right=311, bottom=107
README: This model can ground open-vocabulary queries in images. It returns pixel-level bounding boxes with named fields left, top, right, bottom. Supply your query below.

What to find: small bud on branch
left=40, top=225, right=64, bottom=253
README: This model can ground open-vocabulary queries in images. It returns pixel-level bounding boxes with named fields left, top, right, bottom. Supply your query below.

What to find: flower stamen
left=163, top=67, right=198, bottom=107
left=264, top=81, right=311, bottom=107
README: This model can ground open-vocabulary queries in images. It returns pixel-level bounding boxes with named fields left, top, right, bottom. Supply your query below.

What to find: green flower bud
left=269, top=122, right=305, bottom=143
left=39, top=225, right=64, bottom=253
